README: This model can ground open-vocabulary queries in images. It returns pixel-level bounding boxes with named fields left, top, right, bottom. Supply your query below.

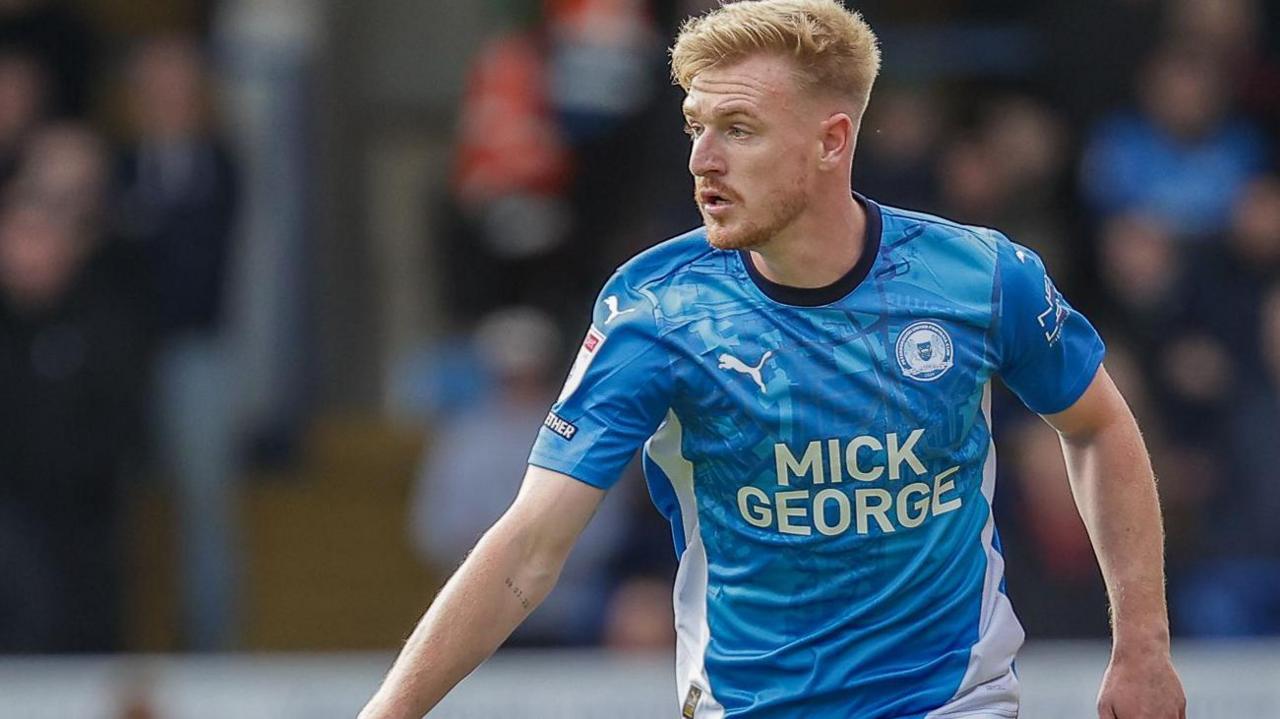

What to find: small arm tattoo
left=504, top=577, right=531, bottom=610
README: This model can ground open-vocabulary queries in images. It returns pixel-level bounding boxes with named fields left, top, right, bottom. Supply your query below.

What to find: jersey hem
left=927, top=709, right=1018, bottom=719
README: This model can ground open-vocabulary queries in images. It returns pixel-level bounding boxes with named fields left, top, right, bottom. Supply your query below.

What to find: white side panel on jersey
left=645, top=410, right=724, bottom=719
left=927, top=382, right=1024, bottom=718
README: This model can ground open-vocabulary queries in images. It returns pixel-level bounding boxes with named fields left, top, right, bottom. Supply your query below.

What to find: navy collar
left=739, top=193, right=883, bottom=307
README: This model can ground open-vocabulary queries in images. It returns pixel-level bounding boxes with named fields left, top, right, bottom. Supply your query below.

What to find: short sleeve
left=527, top=273, right=674, bottom=489
left=995, top=235, right=1105, bottom=415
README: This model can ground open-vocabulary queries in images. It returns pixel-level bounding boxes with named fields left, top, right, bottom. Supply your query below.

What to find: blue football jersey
left=529, top=195, right=1105, bottom=718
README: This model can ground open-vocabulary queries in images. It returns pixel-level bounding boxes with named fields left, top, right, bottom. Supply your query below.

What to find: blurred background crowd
left=1, top=0, right=1278, bottom=672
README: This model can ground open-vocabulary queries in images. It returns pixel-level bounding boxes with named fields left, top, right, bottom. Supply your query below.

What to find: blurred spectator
left=1182, top=176, right=1280, bottom=381
left=1165, top=0, right=1260, bottom=60
left=0, top=146, right=145, bottom=652
left=978, top=96, right=1074, bottom=278
left=118, top=34, right=238, bottom=336
left=937, top=135, right=1008, bottom=228
left=21, top=121, right=109, bottom=222
left=408, top=307, right=628, bottom=646
left=117, top=34, right=242, bottom=651
left=981, top=97, right=1068, bottom=200
left=0, top=50, right=46, bottom=181
left=931, top=96, right=1071, bottom=252
left=1095, top=213, right=1184, bottom=357
left=854, top=85, right=946, bottom=211
left=1163, top=0, right=1280, bottom=145
left=445, top=25, right=576, bottom=320
left=1080, top=46, right=1268, bottom=240
left=546, top=0, right=661, bottom=143
left=1159, top=334, right=1233, bottom=418
left=0, top=0, right=95, bottom=117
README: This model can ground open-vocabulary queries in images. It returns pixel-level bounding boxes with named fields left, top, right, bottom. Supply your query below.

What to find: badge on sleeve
left=557, top=324, right=607, bottom=403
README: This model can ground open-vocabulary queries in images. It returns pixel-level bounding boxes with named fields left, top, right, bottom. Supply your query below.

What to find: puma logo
left=604, top=295, right=636, bottom=325
left=718, top=350, right=774, bottom=394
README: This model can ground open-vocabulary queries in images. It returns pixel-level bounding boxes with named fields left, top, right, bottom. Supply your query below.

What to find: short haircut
left=671, top=0, right=881, bottom=113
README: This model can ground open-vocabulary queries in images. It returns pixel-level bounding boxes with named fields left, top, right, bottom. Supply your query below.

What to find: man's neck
left=746, top=190, right=866, bottom=288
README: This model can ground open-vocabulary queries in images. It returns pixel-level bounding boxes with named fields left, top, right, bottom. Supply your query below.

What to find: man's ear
left=818, top=112, right=855, bottom=169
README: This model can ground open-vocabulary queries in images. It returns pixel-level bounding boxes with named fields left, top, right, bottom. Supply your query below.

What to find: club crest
left=895, top=321, right=953, bottom=381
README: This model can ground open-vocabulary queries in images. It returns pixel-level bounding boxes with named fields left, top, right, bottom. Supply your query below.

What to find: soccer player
left=360, top=2, right=1186, bottom=717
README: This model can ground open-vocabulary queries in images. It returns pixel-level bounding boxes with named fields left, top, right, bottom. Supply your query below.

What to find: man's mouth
left=699, top=189, right=734, bottom=210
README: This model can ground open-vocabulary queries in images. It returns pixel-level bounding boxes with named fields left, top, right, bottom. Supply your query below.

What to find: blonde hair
left=671, top=0, right=881, bottom=112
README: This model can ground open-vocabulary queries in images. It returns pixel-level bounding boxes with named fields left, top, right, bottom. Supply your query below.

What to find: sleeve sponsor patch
left=1036, top=274, right=1069, bottom=347
left=543, top=410, right=578, bottom=440
left=557, top=324, right=607, bottom=403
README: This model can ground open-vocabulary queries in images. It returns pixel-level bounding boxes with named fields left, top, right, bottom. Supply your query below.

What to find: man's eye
left=727, top=126, right=751, bottom=139
left=683, top=124, right=703, bottom=139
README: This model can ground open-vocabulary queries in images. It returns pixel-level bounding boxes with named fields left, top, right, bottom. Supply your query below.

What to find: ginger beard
left=697, top=166, right=810, bottom=251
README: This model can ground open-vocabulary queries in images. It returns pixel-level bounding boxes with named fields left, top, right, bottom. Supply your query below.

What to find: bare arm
left=359, top=465, right=606, bottom=719
left=1042, top=366, right=1185, bottom=719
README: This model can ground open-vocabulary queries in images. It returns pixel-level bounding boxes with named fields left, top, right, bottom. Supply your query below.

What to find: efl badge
left=896, top=321, right=954, bottom=382
left=557, top=325, right=607, bottom=403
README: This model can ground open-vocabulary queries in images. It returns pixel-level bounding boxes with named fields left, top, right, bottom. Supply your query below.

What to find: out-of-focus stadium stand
left=0, top=0, right=1277, bottom=715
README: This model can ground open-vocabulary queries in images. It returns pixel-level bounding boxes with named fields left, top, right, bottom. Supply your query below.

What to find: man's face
left=682, top=54, right=818, bottom=250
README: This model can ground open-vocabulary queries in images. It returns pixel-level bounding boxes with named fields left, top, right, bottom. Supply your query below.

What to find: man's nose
left=689, top=132, right=725, bottom=177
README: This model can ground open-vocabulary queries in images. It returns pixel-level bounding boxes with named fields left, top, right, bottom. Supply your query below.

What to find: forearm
left=361, top=519, right=563, bottom=719
left=1060, top=414, right=1171, bottom=654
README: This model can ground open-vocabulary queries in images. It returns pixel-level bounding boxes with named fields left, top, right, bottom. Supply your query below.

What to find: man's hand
left=1096, top=649, right=1186, bottom=718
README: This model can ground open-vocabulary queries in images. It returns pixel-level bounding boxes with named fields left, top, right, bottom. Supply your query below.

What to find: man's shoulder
left=611, top=226, right=728, bottom=291
left=873, top=200, right=1004, bottom=259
